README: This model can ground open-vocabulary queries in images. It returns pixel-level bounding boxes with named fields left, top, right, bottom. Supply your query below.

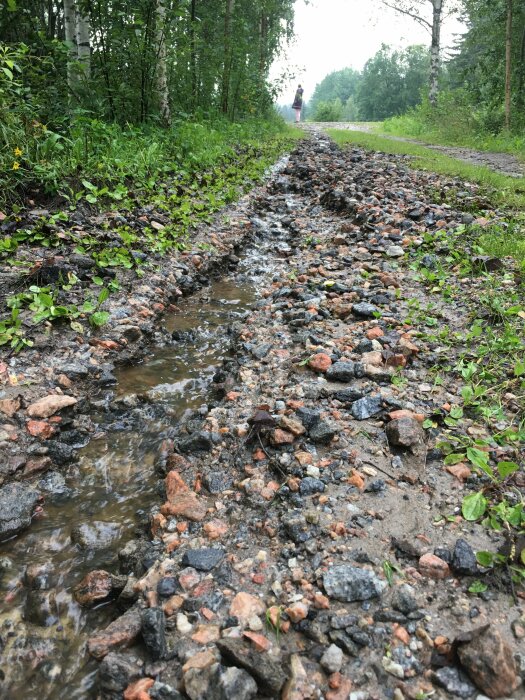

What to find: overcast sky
left=271, top=0, right=466, bottom=102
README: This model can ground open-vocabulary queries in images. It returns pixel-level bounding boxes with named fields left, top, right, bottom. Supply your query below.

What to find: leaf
left=85, top=194, right=97, bottom=204
left=476, top=550, right=495, bottom=567
left=450, top=406, right=463, bottom=420
left=90, top=311, right=110, bottom=327
left=92, top=276, right=104, bottom=286
left=467, top=447, right=494, bottom=479
left=97, top=288, right=110, bottom=305
left=462, top=492, right=488, bottom=521
left=514, top=360, right=525, bottom=377
left=497, top=461, right=519, bottom=479
left=468, top=580, right=488, bottom=594
left=70, top=321, right=84, bottom=333
left=444, top=453, right=465, bottom=466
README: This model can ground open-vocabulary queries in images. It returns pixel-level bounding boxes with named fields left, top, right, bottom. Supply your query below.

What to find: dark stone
left=330, top=614, right=358, bottom=630
left=334, top=388, right=365, bottom=404
left=203, top=471, right=233, bottom=494
left=216, top=639, right=287, bottom=696
left=386, top=418, right=425, bottom=449
left=351, top=395, right=383, bottom=420
left=308, top=420, right=337, bottom=444
left=356, top=339, right=374, bottom=353
left=24, top=589, right=58, bottom=626
left=328, top=630, right=360, bottom=657
left=98, top=652, right=143, bottom=700
left=434, top=547, right=452, bottom=565
left=150, top=682, right=184, bottom=700
left=299, top=477, right=326, bottom=496
left=296, top=407, right=321, bottom=431
left=451, top=539, right=478, bottom=576
left=433, top=667, right=477, bottom=698
left=38, top=471, right=73, bottom=503
left=157, top=577, right=180, bottom=597
left=364, top=479, right=385, bottom=493
left=0, top=483, right=41, bottom=540
left=178, top=431, right=213, bottom=454
left=141, top=608, right=167, bottom=660
left=457, top=626, right=520, bottom=697
left=352, top=302, right=379, bottom=318
left=283, top=514, right=313, bottom=544
left=326, top=362, right=356, bottom=382
left=323, top=565, right=385, bottom=602
left=373, top=609, right=408, bottom=623
left=249, top=343, right=272, bottom=360
left=391, top=584, right=419, bottom=615
left=46, top=441, right=76, bottom=465
left=182, top=548, right=225, bottom=572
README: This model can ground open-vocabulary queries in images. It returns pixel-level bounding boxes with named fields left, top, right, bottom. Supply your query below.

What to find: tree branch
left=380, top=0, right=432, bottom=31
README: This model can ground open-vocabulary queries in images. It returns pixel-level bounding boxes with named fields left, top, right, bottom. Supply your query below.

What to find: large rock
left=74, top=570, right=127, bottom=607
left=71, top=521, right=121, bottom=550
left=0, top=482, right=41, bottom=540
left=217, top=639, right=288, bottom=696
left=88, top=605, right=143, bottom=659
left=323, top=565, right=385, bottom=602
left=27, top=394, right=77, bottom=418
left=161, top=470, right=207, bottom=521
left=141, top=607, right=167, bottom=660
left=451, top=539, right=478, bottom=576
left=326, top=362, right=356, bottom=382
left=386, top=417, right=425, bottom=450
left=182, top=548, right=225, bottom=572
left=457, top=626, right=520, bottom=698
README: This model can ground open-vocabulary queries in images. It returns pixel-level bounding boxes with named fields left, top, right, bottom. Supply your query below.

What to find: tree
left=155, top=0, right=171, bottom=125
left=505, top=0, right=512, bottom=129
left=379, top=0, right=455, bottom=104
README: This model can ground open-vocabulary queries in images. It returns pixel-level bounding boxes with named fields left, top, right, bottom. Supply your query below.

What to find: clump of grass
left=478, top=222, right=525, bottom=270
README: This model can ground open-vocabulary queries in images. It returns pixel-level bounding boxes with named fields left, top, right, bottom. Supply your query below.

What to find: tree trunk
left=518, top=23, right=525, bottom=111
left=155, top=0, right=171, bottom=125
left=221, top=0, right=235, bottom=114
left=75, top=3, right=91, bottom=80
left=190, top=0, right=198, bottom=109
left=429, top=0, right=443, bottom=105
left=505, top=0, right=513, bottom=129
left=63, top=0, right=77, bottom=90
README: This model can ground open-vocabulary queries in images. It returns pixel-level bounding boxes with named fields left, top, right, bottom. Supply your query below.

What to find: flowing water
left=0, top=223, right=287, bottom=698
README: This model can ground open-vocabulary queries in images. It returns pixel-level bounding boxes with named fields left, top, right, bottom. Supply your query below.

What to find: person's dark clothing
left=292, top=88, right=303, bottom=109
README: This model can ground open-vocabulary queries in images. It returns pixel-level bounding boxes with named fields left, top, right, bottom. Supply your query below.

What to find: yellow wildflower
left=12, top=161, right=20, bottom=170
left=14, top=147, right=22, bottom=157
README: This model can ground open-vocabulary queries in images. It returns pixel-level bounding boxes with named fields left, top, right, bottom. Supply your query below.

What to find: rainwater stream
left=0, top=194, right=294, bottom=699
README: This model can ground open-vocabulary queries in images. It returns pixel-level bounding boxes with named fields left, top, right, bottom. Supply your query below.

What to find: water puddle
left=0, top=182, right=295, bottom=698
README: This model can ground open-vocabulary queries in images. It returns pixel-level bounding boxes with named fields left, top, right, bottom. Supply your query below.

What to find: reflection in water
left=0, top=277, right=258, bottom=699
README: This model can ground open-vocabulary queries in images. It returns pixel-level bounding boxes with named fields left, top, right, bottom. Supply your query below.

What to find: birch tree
left=379, top=0, right=453, bottom=104
left=75, top=1, right=91, bottom=80
left=63, top=0, right=77, bottom=90
left=505, top=0, right=513, bottom=129
left=155, top=0, right=171, bottom=125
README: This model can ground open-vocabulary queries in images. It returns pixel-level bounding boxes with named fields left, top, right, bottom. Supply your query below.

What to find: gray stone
left=433, top=667, right=477, bottom=698
left=386, top=245, right=405, bottom=257
left=182, top=548, right=225, bottom=572
left=141, top=607, right=167, bottom=660
left=451, top=539, right=478, bottom=576
left=0, top=483, right=41, bottom=540
left=296, top=407, right=321, bottom=431
left=178, top=431, right=213, bottom=454
left=326, top=361, right=356, bottom=382
left=386, top=417, right=424, bottom=449
left=351, top=395, right=383, bottom=420
left=217, top=666, right=258, bottom=700
left=299, top=477, right=326, bottom=495
left=203, top=471, right=233, bottom=494
left=217, top=639, right=287, bottom=696
left=71, top=521, right=121, bottom=550
left=320, top=644, right=344, bottom=674
left=323, top=565, right=385, bottom=602
left=352, top=302, right=379, bottom=318
left=150, top=681, right=184, bottom=700
left=391, top=584, right=419, bottom=615
left=308, top=420, right=337, bottom=444
left=98, top=652, right=143, bottom=700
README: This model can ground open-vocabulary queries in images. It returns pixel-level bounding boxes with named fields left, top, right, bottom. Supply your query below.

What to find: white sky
left=272, top=0, right=466, bottom=102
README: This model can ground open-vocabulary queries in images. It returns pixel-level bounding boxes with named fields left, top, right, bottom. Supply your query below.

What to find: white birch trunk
left=63, top=0, right=77, bottom=90
left=75, top=5, right=91, bottom=80
left=429, top=0, right=443, bottom=105
left=155, top=0, right=171, bottom=125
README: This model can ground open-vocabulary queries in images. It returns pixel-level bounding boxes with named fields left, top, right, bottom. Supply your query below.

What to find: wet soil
left=1, top=133, right=524, bottom=700
left=309, top=122, right=525, bottom=178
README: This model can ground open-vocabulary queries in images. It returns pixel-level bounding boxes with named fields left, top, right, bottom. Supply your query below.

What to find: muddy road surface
left=0, top=132, right=524, bottom=700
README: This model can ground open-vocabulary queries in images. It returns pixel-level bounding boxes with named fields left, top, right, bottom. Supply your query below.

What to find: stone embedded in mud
left=150, top=681, right=184, bottom=700
left=123, top=678, right=155, bottom=700
left=0, top=482, right=41, bottom=540
left=282, top=655, right=314, bottom=700
left=27, top=419, right=55, bottom=439
left=451, top=539, right=478, bottom=576
left=432, top=667, right=477, bottom=699
left=202, top=471, right=233, bottom=494
left=284, top=513, right=314, bottom=544
left=320, top=645, right=344, bottom=674
left=98, top=652, right=144, bottom=700
left=309, top=420, right=337, bottom=444
left=26, top=394, right=77, bottom=419
left=418, top=553, right=451, bottom=580
left=178, top=431, right=213, bottom=454
left=184, top=663, right=258, bottom=700
left=141, top=607, right=167, bottom=660
left=161, top=470, right=207, bottom=522
left=386, top=245, right=405, bottom=257
left=88, top=604, right=143, bottom=659
left=229, top=592, right=265, bottom=623
left=74, top=569, right=127, bottom=607
left=351, top=395, right=383, bottom=420
left=323, top=565, right=385, bottom=602
left=0, top=395, right=21, bottom=417
left=182, top=548, right=225, bottom=572
left=457, top=626, right=520, bottom=698
left=299, top=476, right=326, bottom=495
left=71, top=520, right=121, bottom=550
left=352, top=302, right=379, bottom=318
left=326, top=362, right=356, bottom=382
left=280, top=415, right=306, bottom=436
left=217, top=639, right=288, bottom=696
left=296, top=407, right=321, bottom=431
left=391, top=584, right=419, bottom=615
left=309, top=353, right=332, bottom=373
left=271, top=428, right=295, bottom=445
left=386, top=417, right=425, bottom=449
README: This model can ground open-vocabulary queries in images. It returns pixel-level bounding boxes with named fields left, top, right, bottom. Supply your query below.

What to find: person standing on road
left=292, top=84, right=304, bottom=123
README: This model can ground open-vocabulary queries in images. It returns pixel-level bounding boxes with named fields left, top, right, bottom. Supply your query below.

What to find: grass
left=326, top=128, right=525, bottom=210
left=479, top=224, right=525, bottom=269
